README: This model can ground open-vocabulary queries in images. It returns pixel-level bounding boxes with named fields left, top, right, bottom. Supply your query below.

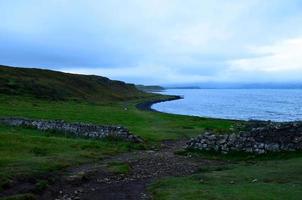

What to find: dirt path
left=40, top=140, right=218, bottom=200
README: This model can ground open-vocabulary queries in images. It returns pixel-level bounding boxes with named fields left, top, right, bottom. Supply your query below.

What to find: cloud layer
left=1, top=0, right=302, bottom=84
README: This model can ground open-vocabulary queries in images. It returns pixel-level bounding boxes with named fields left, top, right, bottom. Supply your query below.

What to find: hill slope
left=136, top=85, right=164, bottom=92
left=0, top=65, right=146, bottom=102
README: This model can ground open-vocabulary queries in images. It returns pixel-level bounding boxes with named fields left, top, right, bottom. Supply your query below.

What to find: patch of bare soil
left=40, top=140, right=220, bottom=200
left=1, top=140, right=220, bottom=200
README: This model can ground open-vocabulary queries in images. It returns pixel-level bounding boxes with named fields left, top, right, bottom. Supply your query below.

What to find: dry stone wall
left=0, top=117, right=143, bottom=143
left=187, top=121, right=302, bottom=154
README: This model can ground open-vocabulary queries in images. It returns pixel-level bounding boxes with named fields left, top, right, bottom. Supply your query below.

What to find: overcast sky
left=1, top=0, right=302, bottom=84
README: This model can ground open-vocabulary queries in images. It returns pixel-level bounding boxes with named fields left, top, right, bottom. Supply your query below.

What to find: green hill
left=136, top=85, right=164, bottom=92
left=0, top=65, right=146, bottom=102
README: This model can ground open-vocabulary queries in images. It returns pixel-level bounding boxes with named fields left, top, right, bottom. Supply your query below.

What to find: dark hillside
left=0, top=65, right=146, bottom=102
left=136, top=85, right=164, bottom=92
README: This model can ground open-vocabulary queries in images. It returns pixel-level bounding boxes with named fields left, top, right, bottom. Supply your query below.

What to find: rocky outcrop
left=187, top=121, right=302, bottom=154
left=135, top=96, right=182, bottom=112
left=0, top=117, right=143, bottom=143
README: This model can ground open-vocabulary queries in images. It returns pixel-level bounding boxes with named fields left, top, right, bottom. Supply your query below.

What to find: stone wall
left=0, top=117, right=143, bottom=143
left=187, top=121, right=302, bottom=154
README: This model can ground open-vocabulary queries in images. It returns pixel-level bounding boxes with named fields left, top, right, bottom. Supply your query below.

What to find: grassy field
left=1, top=66, right=301, bottom=199
left=0, top=94, right=234, bottom=192
left=1, top=94, right=302, bottom=200
left=0, top=124, right=142, bottom=191
left=0, top=95, right=234, bottom=142
left=150, top=155, right=302, bottom=200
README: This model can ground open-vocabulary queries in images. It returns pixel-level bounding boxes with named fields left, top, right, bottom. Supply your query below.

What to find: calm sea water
left=152, top=89, right=302, bottom=122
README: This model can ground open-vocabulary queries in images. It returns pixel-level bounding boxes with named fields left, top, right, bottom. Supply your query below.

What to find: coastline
left=137, top=90, right=302, bottom=123
left=136, top=95, right=183, bottom=112
left=135, top=95, right=247, bottom=122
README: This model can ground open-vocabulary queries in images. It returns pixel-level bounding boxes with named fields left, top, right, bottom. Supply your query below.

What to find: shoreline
left=136, top=95, right=183, bottom=112
left=136, top=95, right=240, bottom=121
left=135, top=95, right=267, bottom=123
left=136, top=94, right=299, bottom=123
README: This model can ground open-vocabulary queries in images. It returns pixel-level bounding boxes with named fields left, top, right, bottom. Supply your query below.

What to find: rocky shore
left=0, top=117, right=143, bottom=143
left=135, top=95, right=182, bottom=112
left=187, top=121, right=302, bottom=154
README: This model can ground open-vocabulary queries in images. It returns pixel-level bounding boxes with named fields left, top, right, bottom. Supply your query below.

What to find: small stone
left=251, top=178, right=258, bottom=183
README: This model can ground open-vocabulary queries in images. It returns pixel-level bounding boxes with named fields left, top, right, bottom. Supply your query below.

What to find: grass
left=177, top=149, right=302, bottom=161
left=0, top=65, right=146, bottom=102
left=0, top=125, right=141, bottom=190
left=107, top=161, right=131, bottom=174
left=0, top=94, right=234, bottom=192
left=0, top=193, right=36, bottom=200
left=0, top=95, right=234, bottom=142
left=2, top=93, right=302, bottom=200
left=149, top=154, right=302, bottom=200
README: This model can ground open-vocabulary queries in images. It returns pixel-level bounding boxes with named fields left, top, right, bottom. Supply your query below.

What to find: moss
left=0, top=194, right=36, bottom=200
left=107, top=162, right=131, bottom=174
left=34, top=180, right=48, bottom=193
left=149, top=156, right=302, bottom=200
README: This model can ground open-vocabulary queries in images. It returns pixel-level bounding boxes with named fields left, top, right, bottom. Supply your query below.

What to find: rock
left=251, top=178, right=258, bottom=183
left=0, top=117, right=143, bottom=143
left=186, top=121, right=302, bottom=154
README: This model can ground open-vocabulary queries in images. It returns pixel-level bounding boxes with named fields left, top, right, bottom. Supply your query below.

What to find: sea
left=152, top=89, right=302, bottom=122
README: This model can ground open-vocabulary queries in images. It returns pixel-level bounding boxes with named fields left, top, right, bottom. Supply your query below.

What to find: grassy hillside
left=1, top=65, right=301, bottom=200
left=0, top=65, right=146, bottom=102
left=0, top=65, right=234, bottom=194
left=136, top=85, right=165, bottom=92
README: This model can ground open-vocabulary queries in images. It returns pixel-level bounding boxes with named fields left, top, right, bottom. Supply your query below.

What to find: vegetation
left=2, top=65, right=301, bottom=199
left=0, top=65, right=147, bottom=102
left=107, top=161, right=131, bottom=174
left=0, top=95, right=234, bottom=142
left=150, top=155, right=302, bottom=200
left=0, top=125, right=141, bottom=191
left=136, top=85, right=165, bottom=92
left=0, top=193, right=36, bottom=200
left=0, top=66, right=234, bottom=194
left=176, top=148, right=302, bottom=161
left=0, top=93, right=234, bottom=193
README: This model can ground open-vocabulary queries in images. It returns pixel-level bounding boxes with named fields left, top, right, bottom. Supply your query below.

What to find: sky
left=1, top=0, right=302, bottom=84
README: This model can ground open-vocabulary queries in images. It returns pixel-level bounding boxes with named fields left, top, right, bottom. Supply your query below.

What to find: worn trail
left=41, top=140, right=217, bottom=200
